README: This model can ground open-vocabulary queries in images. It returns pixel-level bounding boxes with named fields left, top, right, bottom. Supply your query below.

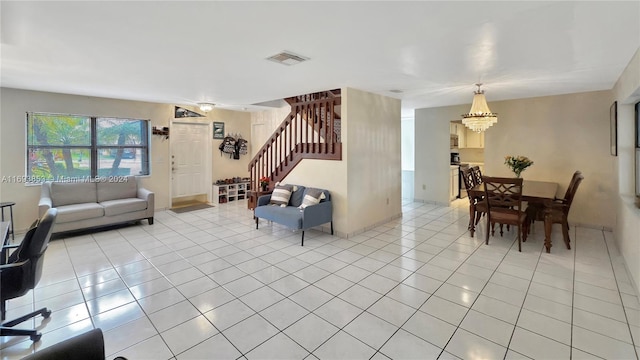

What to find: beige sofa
left=39, top=176, right=154, bottom=233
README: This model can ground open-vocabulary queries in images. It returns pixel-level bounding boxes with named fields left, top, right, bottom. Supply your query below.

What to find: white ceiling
left=1, top=1, right=639, bottom=117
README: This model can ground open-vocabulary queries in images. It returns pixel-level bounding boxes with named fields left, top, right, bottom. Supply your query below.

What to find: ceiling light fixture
left=198, top=103, right=215, bottom=113
left=461, top=83, right=497, bottom=133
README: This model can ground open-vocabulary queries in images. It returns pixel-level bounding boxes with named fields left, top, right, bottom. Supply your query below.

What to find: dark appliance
left=451, top=152, right=460, bottom=165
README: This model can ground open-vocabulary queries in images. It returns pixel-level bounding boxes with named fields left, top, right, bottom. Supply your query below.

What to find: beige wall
left=251, top=88, right=401, bottom=237
left=250, top=106, right=290, bottom=156
left=209, top=109, right=252, bottom=181
left=415, top=90, right=616, bottom=229
left=344, top=88, right=402, bottom=234
left=487, top=91, right=615, bottom=229
left=415, top=106, right=462, bottom=205
left=0, top=88, right=249, bottom=231
left=612, top=47, right=640, bottom=293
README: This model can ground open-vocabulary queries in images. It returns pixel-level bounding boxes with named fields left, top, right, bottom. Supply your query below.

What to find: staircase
left=249, top=89, right=342, bottom=190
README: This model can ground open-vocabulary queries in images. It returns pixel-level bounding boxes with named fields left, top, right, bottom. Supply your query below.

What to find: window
left=27, top=113, right=149, bottom=182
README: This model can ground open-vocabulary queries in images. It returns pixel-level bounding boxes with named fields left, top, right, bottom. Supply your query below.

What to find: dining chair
left=471, top=166, right=483, bottom=186
left=526, top=170, right=582, bottom=232
left=461, top=167, right=487, bottom=235
left=543, top=172, right=584, bottom=249
left=483, top=176, right=527, bottom=251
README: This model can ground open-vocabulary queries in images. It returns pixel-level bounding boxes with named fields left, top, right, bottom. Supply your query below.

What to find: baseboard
left=412, top=198, right=450, bottom=207
left=341, top=212, right=403, bottom=239
left=571, top=222, right=613, bottom=232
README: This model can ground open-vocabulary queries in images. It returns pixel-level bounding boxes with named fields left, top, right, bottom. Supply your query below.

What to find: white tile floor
left=2, top=199, right=639, bottom=359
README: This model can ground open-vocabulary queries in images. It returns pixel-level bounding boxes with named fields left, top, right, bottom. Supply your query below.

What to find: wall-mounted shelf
left=152, top=126, right=170, bottom=139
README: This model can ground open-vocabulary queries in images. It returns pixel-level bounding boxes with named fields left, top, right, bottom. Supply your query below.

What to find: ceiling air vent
left=267, top=51, right=309, bottom=66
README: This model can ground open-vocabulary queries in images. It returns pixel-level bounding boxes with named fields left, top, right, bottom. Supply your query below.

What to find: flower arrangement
left=504, top=155, right=534, bottom=178
left=259, top=176, right=269, bottom=189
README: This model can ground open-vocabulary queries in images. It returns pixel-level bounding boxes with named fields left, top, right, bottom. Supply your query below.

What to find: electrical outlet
left=422, top=184, right=426, bottom=190
left=386, top=198, right=389, bottom=205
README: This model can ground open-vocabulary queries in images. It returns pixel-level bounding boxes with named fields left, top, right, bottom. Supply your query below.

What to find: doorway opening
left=170, top=121, right=212, bottom=209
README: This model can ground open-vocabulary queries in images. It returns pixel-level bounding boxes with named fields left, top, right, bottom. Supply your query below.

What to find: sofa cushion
left=100, top=198, right=147, bottom=217
left=288, top=185, right=306, bottom=207
left=97, top=176, right=138, bottom=202
left=254, top=205, right=303, bottom=229
left=270, top=184, right=293, bottom=206
left=56, top=203, right=104, bottom=223
left=299, top=188, right=325, bottom=209
left=51, top=182, right=97, bottom=207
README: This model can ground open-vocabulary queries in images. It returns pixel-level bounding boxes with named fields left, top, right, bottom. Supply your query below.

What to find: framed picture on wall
left=610, top=101, right=617, bottom=156
left=213, top=122, right=225, bottom=139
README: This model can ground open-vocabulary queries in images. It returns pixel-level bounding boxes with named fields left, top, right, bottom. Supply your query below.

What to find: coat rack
left=152, top=126, right=170, bottom=139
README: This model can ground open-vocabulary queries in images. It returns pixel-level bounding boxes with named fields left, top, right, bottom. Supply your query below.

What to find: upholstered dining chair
left=543, top=172, right=584, bottom=250
left=461, top=167, right=487, bottom=235
left=483, top=176, right=527, bottom=252
left=526, top=170, right=582, bottom=232
left=1, top=209, right=57, bottom=342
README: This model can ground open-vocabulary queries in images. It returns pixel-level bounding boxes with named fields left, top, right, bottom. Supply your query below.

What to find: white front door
left=171, top=122, right=211, bottom=199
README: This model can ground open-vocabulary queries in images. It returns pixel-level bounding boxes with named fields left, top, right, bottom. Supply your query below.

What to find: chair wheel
left=30, top=333, right=42, bottom=342
left=43, top=309, right=52, bottom=319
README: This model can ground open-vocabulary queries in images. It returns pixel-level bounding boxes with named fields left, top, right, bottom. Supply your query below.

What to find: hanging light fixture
left=198, top=103, right=215, bottom=113
left=461, top=83, right=497, bottom=133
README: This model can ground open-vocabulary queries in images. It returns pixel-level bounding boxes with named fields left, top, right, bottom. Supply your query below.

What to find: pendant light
left=461, top=83, right=497, bottom=133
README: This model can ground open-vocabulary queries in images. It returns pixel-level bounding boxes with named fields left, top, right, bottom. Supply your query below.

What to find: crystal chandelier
left=461, top=84, right=497, bottom=133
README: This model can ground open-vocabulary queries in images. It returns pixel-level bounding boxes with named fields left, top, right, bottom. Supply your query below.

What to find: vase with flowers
left=504, top=155, right=534, bottom=178
left=259, top=176, right=269, bottom=191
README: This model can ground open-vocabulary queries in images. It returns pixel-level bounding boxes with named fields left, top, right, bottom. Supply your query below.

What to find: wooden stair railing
left=285, top=90, right=341, bottom=143
left=249, top=89, right=342, bottom=190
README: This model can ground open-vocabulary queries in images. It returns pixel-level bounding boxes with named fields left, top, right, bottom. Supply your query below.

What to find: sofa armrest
left=138, top=187, right=155, bottom=210
left=258, top=194, right=272, bottom=207
left=39, top=183, right=53, bottom=217
left=302, top=201, right=333, bottom=229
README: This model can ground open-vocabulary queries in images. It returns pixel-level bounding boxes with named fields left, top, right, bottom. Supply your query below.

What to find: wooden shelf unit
left=213, top=182, right=251, bottom=204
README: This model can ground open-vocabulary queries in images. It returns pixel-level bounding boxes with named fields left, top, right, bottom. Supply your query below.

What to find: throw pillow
left=299, top=188, right=325, bottom=209
left=270, top=184, right=294, bottom=206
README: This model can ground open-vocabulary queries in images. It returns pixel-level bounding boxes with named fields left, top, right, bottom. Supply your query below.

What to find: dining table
left=468, top=180, right=559, bottom=253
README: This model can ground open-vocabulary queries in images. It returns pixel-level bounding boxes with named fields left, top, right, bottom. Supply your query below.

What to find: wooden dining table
left=468, top=180, right=559, bottom=253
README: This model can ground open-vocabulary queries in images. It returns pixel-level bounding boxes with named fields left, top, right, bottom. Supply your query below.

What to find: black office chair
left=1, top=208, right=57, bottom=342
left=21, top=328, right=127, bottom=360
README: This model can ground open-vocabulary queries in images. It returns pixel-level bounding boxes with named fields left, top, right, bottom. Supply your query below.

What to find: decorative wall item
left=152, top=126, right=170, bottom=139
left=175, top=106, right=204, bottom=118
left=213, top=122, right=225, bottom=139
left=610, top=101, right=617, bottom=156
left=217, top=133, right=248, bottom=160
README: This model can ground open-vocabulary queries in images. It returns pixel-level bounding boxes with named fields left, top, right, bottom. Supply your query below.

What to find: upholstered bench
left=254, top=184, right=333, bottom=246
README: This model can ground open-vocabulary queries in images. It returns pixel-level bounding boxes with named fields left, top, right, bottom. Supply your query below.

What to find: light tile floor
left=2, top=199, right=639, bottom=359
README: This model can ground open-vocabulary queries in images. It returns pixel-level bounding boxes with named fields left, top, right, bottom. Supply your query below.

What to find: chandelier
left=461, top=83, right=497, bottom=133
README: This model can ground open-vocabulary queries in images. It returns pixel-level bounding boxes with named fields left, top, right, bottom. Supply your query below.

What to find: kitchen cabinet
left=450, top=166, right=459, bottom=201
left=457, top=125, right=466, bottom=148
left=450, top=122, right=458, bottom=135
left=450, top=122, right=466, bottom=149
left=465, top=129, right=484, bottom=148
left=454, top=124, right=484, bottom=148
